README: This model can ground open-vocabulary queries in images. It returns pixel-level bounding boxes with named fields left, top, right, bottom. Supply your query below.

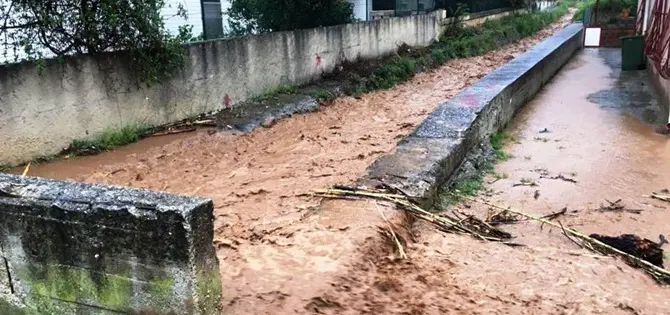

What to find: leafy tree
left=227, top=0, right=355, bottom=35
left=0, top=0, right=194, bottom=84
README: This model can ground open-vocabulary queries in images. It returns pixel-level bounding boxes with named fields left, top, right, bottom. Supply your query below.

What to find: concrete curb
left=361, top=23, right=585, bottom=203
left=0, top=174, right=222, bottom=314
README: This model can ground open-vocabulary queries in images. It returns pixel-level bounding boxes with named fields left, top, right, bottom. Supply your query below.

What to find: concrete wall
left=363, top=24, right=584, bottom=199
left=0, top=11, right=444, bottom=167
left=0, top=174, right=222, bottom=314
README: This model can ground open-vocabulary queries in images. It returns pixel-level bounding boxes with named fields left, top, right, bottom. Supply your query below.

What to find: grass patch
left=437, top=132, right=515, bottom=207
left=491, top=132, right=513, bottom=161
left=255, top=84, right=299, bottom=101
left=266, top=84, right=298, bottom=96
left=335, top=2, right=572, bottom=95
left=69, top=124, right=150, bottom=154
left=439, top=172, right=486, bottom=207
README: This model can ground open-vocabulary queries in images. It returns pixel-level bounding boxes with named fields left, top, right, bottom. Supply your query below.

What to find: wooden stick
left=21, top=162, right=31, bottom=177
left=649, top=194, right=670, bottom=203
left=151, top=128, right=196, bottom=137
left=374, top=202, right=407, bottom=259
left=457, top=194, right=670, bottom=281
left=313, top=188, right=490, bottom=241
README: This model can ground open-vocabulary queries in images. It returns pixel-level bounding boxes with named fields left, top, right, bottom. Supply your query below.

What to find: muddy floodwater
left=13, top=16, right=670, bottom=314
left=376, top=48, right=670, bottom=315
left=497, top=48, right=670, bottom=219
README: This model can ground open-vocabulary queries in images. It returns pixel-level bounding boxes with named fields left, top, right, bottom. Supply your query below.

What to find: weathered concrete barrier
left=0, top=11, right=445, bottom=167
left=362, top=23, right=584, bottom=200
left=0, top=174, right=221, bottom=314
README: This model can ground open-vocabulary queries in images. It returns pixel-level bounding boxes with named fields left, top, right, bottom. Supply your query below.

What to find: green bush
left=70, top=124, right=149, bottom=153
left=354, top=6, right=570, bottom=92
left=573, top=0, right=638, bottom=22
left=368, top=56, right=417, bottom=90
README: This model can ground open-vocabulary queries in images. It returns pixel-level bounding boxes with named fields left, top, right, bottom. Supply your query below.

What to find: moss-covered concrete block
left=0, top=173, right=222, bottom=314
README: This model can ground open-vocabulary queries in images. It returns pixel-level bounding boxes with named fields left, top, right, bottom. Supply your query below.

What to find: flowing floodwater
left=317, top=48, right=670, bottom=315
left=11, top=17, right=576, bottom=314
left=15, top=17, right=669, bottom=314
left=8, top=129, right=211, bottom=179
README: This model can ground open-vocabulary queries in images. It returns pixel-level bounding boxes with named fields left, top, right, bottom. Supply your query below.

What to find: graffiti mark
left=223, top=93, right=231, bottom=109
left=461, top=93, right=480, bottom=107
left=315, top=54, right=322, bottom=67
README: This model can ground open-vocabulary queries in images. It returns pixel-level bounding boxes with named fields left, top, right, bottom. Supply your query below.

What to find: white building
left=348, top=0, right=374, bottom=21
left=162, top=0, right=230, bottom=39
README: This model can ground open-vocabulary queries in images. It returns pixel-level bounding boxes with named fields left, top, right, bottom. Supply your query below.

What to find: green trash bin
left=621, top=35, right=646, bottom=71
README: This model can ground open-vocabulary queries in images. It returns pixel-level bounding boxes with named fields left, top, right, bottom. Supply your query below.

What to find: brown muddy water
left=325, top=47, right=670, bottom=315
left=14, top=17, right=670, bottom=314
left=8, top=129, right=212, bottom=179
left=10, top=15, right=575, bottom=314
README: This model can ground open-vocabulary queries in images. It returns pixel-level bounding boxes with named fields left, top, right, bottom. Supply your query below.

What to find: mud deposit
left=21, top=18, right=586, bottom=314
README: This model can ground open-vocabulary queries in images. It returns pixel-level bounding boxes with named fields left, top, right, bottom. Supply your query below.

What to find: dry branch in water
left=540, top=174, right=577, bottom=183
left=456, top=194, right=670, bottom=285
left=374, top=202, right=408, bottom=259
left=649, top=190, right=670, bottom=203
left=313, top=187, right=512, bottom=243
left=486, top=209, right=522, bottom=225
left=540, top=207, right=567, bottom=221
left=598, top=199, right=643, bottom=214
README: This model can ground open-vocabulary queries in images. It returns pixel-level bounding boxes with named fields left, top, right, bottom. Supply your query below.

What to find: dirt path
left=26, top=17, right=574, bottom=314
left=314, top=48, right=670, bottom=315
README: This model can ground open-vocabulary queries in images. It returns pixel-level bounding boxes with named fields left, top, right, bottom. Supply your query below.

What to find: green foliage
left=339, top=6, right=569, bottom=97
left=267, top=84, right=299, bottom=96
left=0, top=0, right=193, bottom=84
left=438, top=172, right=485, bottom=207
left=368, top=57, right=416, bottom=90
left=227, top=0, right=355, bottom=35
left=573, top=0, right=638, bottom=22
left=437, top=132, right=514, bottom=207
left=70, top=124, right=149, bottom=154
left=490, top=132, right=512, bottom=160
left=441, top=3, right=470, bottom=38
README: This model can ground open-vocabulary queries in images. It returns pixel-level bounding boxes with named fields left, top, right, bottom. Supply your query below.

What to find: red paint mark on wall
left=315, top=54, right=322, bottom=66
left=462, top=93, right=479, bottom=107
left=223, top=93, right=231, bottom=109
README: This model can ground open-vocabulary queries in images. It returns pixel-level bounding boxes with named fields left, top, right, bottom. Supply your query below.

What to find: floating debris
left=513, top=178, right=538, bottom=187
left=540, top=207, right=567, bottom=221
left=589, top=234, right=665, bottom=268
left=486, top=209, right=522, bottom=225
left=455, top=194, right=670, bottom=285
left=313, top=186, right=512, bottom=243
left=649, top=189, right=670, bottom=203
left=540, top=174, right=577, bottom=183
left=598, top=199, right=643, bottom=214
